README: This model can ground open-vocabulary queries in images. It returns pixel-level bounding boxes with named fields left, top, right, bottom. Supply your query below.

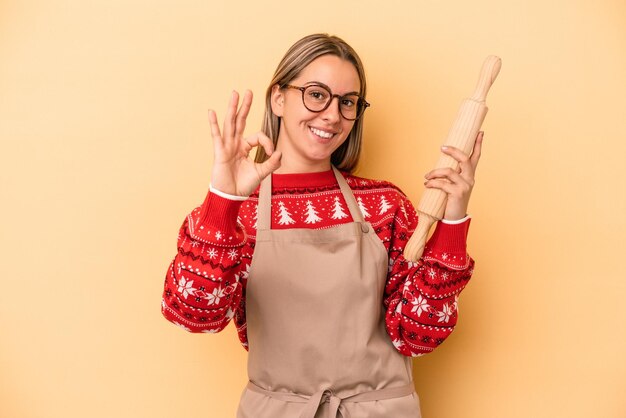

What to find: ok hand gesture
left=209, top=90, right=282, bottom=197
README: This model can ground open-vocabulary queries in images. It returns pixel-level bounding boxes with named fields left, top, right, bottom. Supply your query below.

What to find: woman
left=162, top=33, right=482, bottom=418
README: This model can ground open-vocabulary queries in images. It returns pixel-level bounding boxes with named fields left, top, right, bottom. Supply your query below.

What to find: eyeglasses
left=283, top=84, right=370, bottom=121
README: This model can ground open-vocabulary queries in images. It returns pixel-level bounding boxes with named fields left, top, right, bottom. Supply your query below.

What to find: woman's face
left=271, top=54, right=360, bottom=172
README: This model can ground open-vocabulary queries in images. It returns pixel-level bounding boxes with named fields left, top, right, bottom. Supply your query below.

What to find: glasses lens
left=303, top=85, right=331, bottom=112
left=338, top=94, right=360, bottom=120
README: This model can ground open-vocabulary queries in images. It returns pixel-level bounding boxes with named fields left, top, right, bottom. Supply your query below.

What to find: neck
left=274, top=138, right=332, bottom=174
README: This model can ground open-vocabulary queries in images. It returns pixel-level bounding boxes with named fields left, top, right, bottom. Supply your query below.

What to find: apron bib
left=237, top=167, right=421, bottom=418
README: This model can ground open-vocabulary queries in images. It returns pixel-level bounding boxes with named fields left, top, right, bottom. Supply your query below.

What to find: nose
left=320, top=96, right=342, bottom=123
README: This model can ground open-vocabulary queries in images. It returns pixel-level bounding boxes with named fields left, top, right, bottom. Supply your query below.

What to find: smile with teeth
left=310, top=127, right=335, bottom=139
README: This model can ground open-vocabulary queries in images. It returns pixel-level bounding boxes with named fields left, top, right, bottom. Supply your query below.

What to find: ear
left=270, top=84, right=284, bottom=117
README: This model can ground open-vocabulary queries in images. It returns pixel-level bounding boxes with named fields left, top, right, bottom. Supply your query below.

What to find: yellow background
left=2, top=0, right=625, bottom=417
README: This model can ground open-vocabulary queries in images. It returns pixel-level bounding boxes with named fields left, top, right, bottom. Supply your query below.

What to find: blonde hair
left=255, top=33, right=367, bottom=173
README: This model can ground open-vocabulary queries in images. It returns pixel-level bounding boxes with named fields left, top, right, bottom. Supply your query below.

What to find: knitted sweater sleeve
left=161, top=190, right=249, bottom=334
left=383, top=194, right=475, bottom=357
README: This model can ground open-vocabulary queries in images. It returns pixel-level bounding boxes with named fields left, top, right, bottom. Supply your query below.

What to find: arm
left=384, top=132, right=484, bottom=355
left=161, top=89, right=280, bottom=337
left=161, top=190, right=248, bottom=333
left=384, top=196, right=474, bottom=356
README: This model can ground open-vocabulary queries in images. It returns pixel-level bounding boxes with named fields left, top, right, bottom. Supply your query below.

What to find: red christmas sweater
left=161, top=169, right=474, bottom=357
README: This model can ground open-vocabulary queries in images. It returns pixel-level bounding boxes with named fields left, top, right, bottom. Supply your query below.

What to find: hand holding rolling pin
left=424, top=131, right=484, bottom=221
left=404, top=55, right=501, bottom=262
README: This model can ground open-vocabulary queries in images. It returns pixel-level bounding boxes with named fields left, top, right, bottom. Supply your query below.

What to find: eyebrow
left=303, top=81, right=360, bottom=96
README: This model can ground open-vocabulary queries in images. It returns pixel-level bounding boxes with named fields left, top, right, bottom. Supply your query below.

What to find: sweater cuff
left=441, top=214, right=471, bottom=225
left=426, top=217, right=471, bottom=255
left=209, top=184, right=249, bottom=201
left=198, top=190, right=245, bottom=232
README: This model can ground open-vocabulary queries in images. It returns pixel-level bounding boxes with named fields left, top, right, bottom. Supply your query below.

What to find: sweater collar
left=271, top=169, right=338, bottom=188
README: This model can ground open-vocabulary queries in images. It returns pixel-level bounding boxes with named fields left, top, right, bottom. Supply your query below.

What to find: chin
left=304, top=152, right=333, bottom=164
left=306, top=143, right=342, bottom=161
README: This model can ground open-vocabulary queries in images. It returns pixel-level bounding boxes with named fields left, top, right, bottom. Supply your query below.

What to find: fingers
left=208, top=110, right=222, bottom=143
left=470, top=131, right=484, bottom=168
left=425, top=171, right=473, bottom=221
left=440, top=131, right=484, bottom=168
left=440, top=144, right=470, bottom=166
left=210, top=90, right=255, bottom=150
left=234, top=90, right=253, bottom=139
left=430, top=132, right=484, bottom=221
left=242, top=131, right=276, bottom=156
left=218, top=90, right=254, bottom=143
left=222, top=91, right=239, bottom=141
left=424, top=173, right=472, bottom=198
left=438, top=133, right=483, bottom=181
left=256, top=132, right=275, bottom=156
left=424, top=167, right=465, bottom=185
left=256, top=150, right=282, bottom=180
left=423, top=178, right=456, bottom=194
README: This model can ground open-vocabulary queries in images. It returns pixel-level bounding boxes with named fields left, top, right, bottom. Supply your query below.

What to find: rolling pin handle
left=471, top=55, right=502, bottom=102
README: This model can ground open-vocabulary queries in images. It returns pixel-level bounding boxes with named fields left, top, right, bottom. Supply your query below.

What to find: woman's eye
left=308, top=89, right=328, bottom=101
left=341, top=98, right=356, bottom=108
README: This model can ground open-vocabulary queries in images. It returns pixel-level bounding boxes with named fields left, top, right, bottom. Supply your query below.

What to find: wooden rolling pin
left=403, top=55, right=501, bottom=262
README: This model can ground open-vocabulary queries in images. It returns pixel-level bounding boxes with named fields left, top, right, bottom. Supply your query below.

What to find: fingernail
left=441, top=145, right=448, bottom=150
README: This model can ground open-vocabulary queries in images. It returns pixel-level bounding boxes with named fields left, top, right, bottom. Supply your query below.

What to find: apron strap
left=330, top=166, right=363, bottom=223
left=257, top=170, right=273, bottom=231
left=257, top=166, right=364, bottom=231
left=246, top=381, right=416, bottom=418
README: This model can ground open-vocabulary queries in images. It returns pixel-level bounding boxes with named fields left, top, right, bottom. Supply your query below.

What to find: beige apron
left=236, top=167, right=421, bottom=418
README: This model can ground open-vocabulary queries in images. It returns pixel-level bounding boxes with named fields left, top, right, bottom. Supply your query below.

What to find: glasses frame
left=283, top=84, right=370, bottom=121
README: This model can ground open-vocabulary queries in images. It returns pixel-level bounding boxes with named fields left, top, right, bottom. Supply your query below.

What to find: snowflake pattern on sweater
left=161, top=170, right=474, bottom=357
